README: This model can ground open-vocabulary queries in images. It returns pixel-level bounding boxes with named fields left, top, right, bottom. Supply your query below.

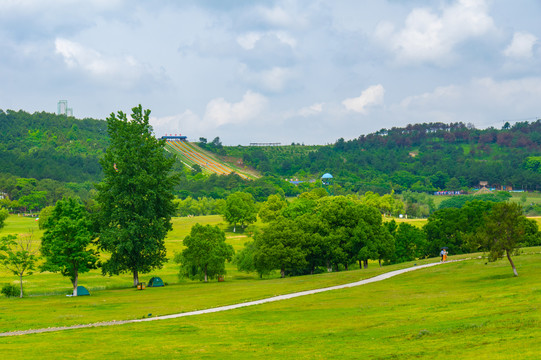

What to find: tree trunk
left=359, top=259, right=363, bottom=269
left=233, top=225, right=236, bottom=233
left=19, top=274, right=23, bottom=298
left=363, top=259, right=368, bottom=269
left=344, top=263, right=348, bottom=271
left=71, top=269, right=79, bottom=296
left=133, top=270, right=139, bottom=287
left=280, top=266, right=285, bottom=278
left=506, top=249, right=518, bottom=277
left=204, top=264, right=208, bottom=282
left=326, top=260, right=332, bottom=272
left=378, top=258, right=382, bottom=267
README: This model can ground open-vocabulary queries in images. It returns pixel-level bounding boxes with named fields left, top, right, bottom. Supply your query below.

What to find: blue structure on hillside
left=321, top=173, right=334, bottom=195
left=161, top=135, right=187, bottom=141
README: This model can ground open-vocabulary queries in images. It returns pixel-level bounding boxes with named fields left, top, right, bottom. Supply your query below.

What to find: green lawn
left=1, top=250, right=539, bottom=359
left=1, top=215, right=540, bottom=359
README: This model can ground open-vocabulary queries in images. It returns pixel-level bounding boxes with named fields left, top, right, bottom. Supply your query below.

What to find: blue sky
left=1, top=0, right=540, bottom=145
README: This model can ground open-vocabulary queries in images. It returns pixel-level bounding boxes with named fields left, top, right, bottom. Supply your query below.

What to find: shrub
left=1, top=283, right=19, bottom=298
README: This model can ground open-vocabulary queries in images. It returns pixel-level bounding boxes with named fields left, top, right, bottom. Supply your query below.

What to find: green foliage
left=40, top=198, right=98, bottom=294
left=438, top=192, right=510, bottom=210
left=393, top=223, right=427, bottom=263
left=0, top=234, right=37, bottom=298
left=223, top=191, right=257, bottom=232
left=424, top=200, right=494, bottom=256
left=471, top=202, right=529, bottom=276
left=258, top=194, right=287, bottom=223
left=38, top=206, right=54, bottom=230
left=96, top=105, right=179, bottom=286
left=0, top=207, right=8, bottom=229
left=0, top=109, right=107, bottom=183
left=253, top=217, right=308, bottom=278
left=174, top=196, right=225, bottom=217
left=175, top=223, right=234, bottom=282
left=1, top=283, right=19, bottom=298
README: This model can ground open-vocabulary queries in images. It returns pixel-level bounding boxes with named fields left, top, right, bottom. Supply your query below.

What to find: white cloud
left=55, top=38, right=147, bottom=85
left=342, top=85, right=385, bottom=113
left=239, top=65, right=296, bottom=92
left=150, top=110, right=200, bottom=138
left=236, top=31, right=297, bottom=50
left=375, top=0, right=495, bottom=64
left=399, top=77, right=541, bottom=126
left=203, top=91, right=268, bottom=127
left=298, top=103, right=323, bottom=117
left=504, top=32, right=537, bottom=59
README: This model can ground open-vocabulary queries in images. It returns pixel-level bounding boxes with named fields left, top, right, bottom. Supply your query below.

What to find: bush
left=1, top=283, right=19, bottom=298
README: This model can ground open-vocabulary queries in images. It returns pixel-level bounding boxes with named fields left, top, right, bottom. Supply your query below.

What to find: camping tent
left=148, top=277, right=165, bottom=287
left=75, top=286, right=90, bottom=296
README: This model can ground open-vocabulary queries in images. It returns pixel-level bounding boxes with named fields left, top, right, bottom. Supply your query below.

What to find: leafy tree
left=0, top=207, right=8, bottom=229
left=253, top=217, right=307, bottom=278
left=0, top=234, right=37, bottom=298
left=393, top=223, right=427, bottom=263
left=175, top=224, right=234, bottom=282
left=40, top=198, right=98, bottom=296
left=234, top=240, right=258, bottom=274
left=96, top=105, right=179, bottom=286
left=258, top=194, right=287, bottom=223
left=223, top=192, right=257, bottom=232
left=471, top=202, right=532, bottom=276
left=38, top=206, right=54, bottom=230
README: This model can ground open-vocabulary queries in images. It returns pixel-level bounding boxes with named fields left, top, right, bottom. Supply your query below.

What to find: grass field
left=1, top=215, right=540, bottom=359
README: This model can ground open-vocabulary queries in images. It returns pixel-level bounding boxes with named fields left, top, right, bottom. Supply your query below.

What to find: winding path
left=0, top=261, right=456, bottom=337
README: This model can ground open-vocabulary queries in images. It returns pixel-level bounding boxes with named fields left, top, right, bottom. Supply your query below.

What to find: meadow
left=1, top=215, right=540, bottom=359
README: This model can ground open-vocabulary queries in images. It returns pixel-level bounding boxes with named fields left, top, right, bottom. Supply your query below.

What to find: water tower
left=321, top=173, right=334, bottom=195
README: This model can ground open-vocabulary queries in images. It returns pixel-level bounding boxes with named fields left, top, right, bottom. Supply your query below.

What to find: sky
left=1, top=0, right=541, bottom=145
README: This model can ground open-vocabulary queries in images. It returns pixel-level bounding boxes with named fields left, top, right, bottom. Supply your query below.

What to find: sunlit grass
left=1, top=250, right=539, bottom=359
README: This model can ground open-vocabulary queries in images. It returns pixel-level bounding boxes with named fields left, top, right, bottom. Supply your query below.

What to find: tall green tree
left=40, top=198, right=98, bottom=296
left=96, top=105, right=179, bottom=286
left=0, top=234, right=37, bottom=298
left=471, top=202, right=531, bottom=277
left=258, top=194, right=287, bottom=223
left=253, top=217, right=307, bottom=278
left=223, top=191, right=257, bottom=232
left=175, top=224, right=234, bottom=282
left=0, top=207, right=8, bottom=229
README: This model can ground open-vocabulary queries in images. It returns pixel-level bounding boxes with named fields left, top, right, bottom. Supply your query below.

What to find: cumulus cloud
left=399, top=77, right=541, bottom=125
left=504, top=32, right=538, bottom=59
left=203, top=91, right=268, bottom=128
left=150, top=110, right=200, bottom=138
left=298, top=103, right=323, bottom=117
left=55, top=38, right=148, bottom=86
left=239, top=64, right=296, bottom=92
left=342, top=85, right=385, bottom=113
left=375, top=0, right=495, bottom=64
left=237, top=31, right=296, bottom=50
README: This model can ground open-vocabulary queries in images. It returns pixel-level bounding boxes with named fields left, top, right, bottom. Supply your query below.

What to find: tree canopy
left=176, top=223, right=234, bottom=282
left=96, top=105, right=178, bottom=286
left=40, top=198, right=98, bottom=295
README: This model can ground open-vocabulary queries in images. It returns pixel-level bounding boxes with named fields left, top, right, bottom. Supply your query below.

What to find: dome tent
left=148, top=277, right=165, bottom=287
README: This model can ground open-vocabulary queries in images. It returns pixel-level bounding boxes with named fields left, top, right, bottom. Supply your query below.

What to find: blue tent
left=75, top=286, right=90, bottom=296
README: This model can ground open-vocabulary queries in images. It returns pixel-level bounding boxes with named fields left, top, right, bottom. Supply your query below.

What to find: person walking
left=442, top=249, right=448, bottom=262
left=440, top=249, right=444, bottom=262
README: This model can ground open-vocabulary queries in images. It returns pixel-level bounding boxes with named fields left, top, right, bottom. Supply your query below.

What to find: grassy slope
left=1, top=251, right=539, bottom=359
left=1, top=216, right=540, bottom=359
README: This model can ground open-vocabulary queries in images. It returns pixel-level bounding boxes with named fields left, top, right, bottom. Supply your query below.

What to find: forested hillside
left=3, top=109, right=541, bottom=214
left=220, top=121, right=541, bottom=194
left=0, top=109, right=107, bottom=182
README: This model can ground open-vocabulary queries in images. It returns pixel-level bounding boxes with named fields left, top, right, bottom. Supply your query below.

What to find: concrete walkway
left=0, top=261, right=454, bottom=337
